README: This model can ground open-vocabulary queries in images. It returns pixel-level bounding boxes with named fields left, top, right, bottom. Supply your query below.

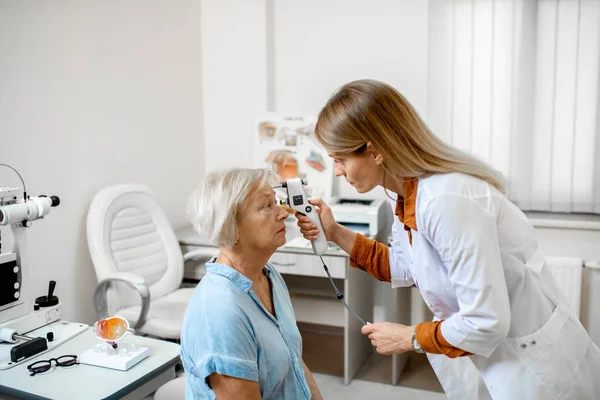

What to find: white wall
left=199, top=0, right=600, bottom=345
left=201, top=0, right=429, bottom=200
left=3, top=0, right=597, bottom=348
left=200, top=0, right=268, bottom=172
left=274, top=0, right=429, bottom=200
left=0, top=0, right=204, bottom=324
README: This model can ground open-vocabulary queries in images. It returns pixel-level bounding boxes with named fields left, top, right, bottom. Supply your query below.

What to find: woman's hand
left=294, top=198, right=338, bottom=241
left=361, top=322, right=416, bottom=355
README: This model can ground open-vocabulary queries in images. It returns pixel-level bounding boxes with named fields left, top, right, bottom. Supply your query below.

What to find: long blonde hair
left=315, top=79, right=506, bottom=193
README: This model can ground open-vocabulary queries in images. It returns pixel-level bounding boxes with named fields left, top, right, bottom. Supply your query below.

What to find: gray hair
left=187, top=168, right=278, bottom=248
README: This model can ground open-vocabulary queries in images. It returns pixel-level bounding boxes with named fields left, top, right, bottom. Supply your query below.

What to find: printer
left=329, top=197, right=388, bottom=239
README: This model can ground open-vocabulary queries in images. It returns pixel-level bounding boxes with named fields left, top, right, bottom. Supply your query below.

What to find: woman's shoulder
left=418, top=172, right=491, bottom=198
left=417, top=173, right=503, bottom=213
left=416, top=173, right=499, bottom=222
left=181, top=277, right=259, bottom=367
left=186, top=275, right=253, bottom=322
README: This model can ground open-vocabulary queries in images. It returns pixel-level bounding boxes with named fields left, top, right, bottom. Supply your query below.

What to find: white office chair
left=87, top=184, right=214, bottom=340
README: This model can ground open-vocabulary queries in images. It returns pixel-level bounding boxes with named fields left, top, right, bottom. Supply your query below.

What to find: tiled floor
left=313, top=373, right=446, bottom=400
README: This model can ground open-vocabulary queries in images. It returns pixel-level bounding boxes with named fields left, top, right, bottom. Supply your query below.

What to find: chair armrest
left=93, top=272, right=151, bottom=330
left=183, top=248, right=216, bottom=263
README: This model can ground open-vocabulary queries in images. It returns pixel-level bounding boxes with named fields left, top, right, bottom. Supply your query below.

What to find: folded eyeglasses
left=27, top=355, right=78, bottom=376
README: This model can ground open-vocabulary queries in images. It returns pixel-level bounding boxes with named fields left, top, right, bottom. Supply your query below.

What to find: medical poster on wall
left=254, top=116, right=334, bottom=200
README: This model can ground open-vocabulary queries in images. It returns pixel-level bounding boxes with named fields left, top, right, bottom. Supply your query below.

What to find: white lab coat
left=388, top=173, right=600, bottom=399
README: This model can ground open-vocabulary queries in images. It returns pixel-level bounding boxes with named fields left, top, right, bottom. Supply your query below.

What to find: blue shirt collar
left=206, top=256, right=272, bottom=293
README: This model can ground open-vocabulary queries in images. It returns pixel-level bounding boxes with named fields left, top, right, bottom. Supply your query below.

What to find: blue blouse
left=181, top=259, right=311, bottom=399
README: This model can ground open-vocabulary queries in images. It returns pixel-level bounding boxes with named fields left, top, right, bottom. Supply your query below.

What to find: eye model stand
left=79, top=339, right=149, bottom=371
left=79, top=317, right=149, bottom=371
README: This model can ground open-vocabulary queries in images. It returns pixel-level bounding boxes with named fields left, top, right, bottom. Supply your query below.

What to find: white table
left=178, top=218, right=411, bottom=386
left=0, top=328, right=181, bottom=400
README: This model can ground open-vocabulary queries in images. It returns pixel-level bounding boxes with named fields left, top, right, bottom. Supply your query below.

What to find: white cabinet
left=269, top=252, right=346, bottom=279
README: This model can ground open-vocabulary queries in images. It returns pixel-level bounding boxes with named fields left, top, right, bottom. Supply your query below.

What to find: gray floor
left=147, top=373, right=447, bottom=400
left=147, top=353, right=448, bottom=400
left=313, top=373, right=446, bottom=400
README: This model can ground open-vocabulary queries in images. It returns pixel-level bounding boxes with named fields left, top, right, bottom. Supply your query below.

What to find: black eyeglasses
left=27, top=355, right=79, bottom=376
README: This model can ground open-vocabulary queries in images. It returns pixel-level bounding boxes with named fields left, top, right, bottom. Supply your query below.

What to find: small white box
left=79, top=346, right=149, bottom=371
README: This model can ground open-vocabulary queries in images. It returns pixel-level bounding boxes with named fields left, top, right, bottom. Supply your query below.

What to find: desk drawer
left=268, top=252, right=346, bottom=279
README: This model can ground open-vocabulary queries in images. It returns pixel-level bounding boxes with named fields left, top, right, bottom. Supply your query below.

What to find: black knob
left=34, top=304, right=40, bottom=311
left=46, top=332, right=54, bottom=342
left=47, top=280, right=56, bottom=299
left=35, top=280, right=59, bottom=307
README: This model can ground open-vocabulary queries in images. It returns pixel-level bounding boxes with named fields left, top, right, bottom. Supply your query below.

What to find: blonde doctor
left=296, top=79, right=600, bottom=399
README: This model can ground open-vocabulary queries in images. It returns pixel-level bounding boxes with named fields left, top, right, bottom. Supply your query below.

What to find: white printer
left=329, top=197, right=388, bottom=239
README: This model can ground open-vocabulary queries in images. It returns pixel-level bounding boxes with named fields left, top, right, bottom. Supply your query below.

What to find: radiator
left=545, top=256, right=583, bottom=319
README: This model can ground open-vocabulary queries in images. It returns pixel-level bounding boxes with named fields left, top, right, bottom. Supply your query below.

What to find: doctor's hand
left=361, top=322, right=416, bottom=355
left=294, top=198, right=337, bottom=241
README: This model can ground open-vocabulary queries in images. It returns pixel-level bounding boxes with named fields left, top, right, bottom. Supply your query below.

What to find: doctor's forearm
left=415, top=321, right=471, bottom=358
left=348, top=234, right=391, bottom=282
left=330, top=223, right=358, bottom=255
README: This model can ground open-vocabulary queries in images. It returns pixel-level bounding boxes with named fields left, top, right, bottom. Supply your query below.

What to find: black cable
left=0, top=164, right=27, bottom=202
left=319, top=256, right=366, bottom=326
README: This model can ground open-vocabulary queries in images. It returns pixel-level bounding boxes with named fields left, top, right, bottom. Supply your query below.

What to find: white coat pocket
left=506, top=305, right=590, bottom=397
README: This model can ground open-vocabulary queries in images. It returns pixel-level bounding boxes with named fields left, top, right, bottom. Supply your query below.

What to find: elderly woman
left=181, top=168, right=323, bottom=400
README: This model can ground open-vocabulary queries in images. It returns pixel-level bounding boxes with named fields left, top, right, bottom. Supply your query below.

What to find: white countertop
left=0, top=327, right=181, bottom=400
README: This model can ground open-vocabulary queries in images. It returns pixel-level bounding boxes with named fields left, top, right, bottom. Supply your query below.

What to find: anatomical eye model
left=94, top=316, right=134, bottom=346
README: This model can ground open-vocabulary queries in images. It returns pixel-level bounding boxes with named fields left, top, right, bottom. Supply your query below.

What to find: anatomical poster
left=254, top=115, right=334, bottom=200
